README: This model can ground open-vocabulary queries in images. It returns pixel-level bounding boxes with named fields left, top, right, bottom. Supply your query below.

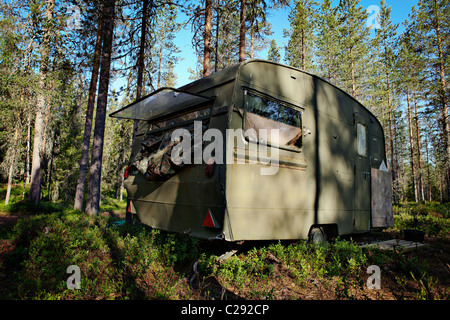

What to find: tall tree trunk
left=119, top=135, right=127, bottom=202
left=85, top=0, right=116, bottom=216
left=5, top=124, right=20, bottom=205
left=203, top=0, right=212, bottom=76
left=301, top=29, right=305, bottom=70
left=239, top=0, right=246, bottom=62
left=425, top=132, right=432, bottom=201
left=350, top=47, right=356, bottom=98
left=388, top=109, right=396, bottom=203
left=215, top=5, right=220, bottom=72
left=413, top=89, right=425, bottom=201
left=22, top=90, right=30, bottom=200
left=250, top=30, right=254, bottom=59
left=46, top=130, right=57, bottom=201
left=74, top=9, right=103, bottom=211
left=157, top=10, right=164, bottom=89
left=132, top=0, right=150, bottom=146
left=434, top=10, right=450, bottom=199
left=406, top=88, right=418, bottom=202
left=29, top=0, right=54, bottom=206
left=25, top=114, right=31, bottom=185
left=22, top=115, right=30, bottom=200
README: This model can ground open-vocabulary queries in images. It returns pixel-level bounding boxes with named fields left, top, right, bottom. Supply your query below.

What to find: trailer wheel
left=308, top=226, right=327, bottom=244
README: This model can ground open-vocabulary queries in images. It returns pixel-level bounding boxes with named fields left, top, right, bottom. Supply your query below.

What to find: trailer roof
left=109, top=87, right=213, bottom=121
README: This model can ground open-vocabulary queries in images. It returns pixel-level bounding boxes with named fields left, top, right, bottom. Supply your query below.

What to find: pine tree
left=284, top=0, right=317, bottom=71
left=267, top=39, right=280, bottom=62
left=29, top=0, right=55, bottom=206
left=204, top=0, right=213, bottom=74
left=413, top=0, right=450, bottom=199
left=397, top=23, right=428, bottom=202
left=74, top=2, right=104, bottom=211
left=239, top=0, right=246, bottom=62
left=315, top=0, right=340, bottom=84
left=369, top=0, right=398, bottom=199
left=153, top=4, right=182, bottom=88
left=0, top=12, right=32, bottom=204
left=86, top=0, right=116, bottom=216
left=336, top=0, right=370, bottom=99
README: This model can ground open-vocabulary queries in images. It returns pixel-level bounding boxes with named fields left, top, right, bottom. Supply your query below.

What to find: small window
left=244, top=90, right=302, bottom=150
left=357, top=123, right=367, bottom=157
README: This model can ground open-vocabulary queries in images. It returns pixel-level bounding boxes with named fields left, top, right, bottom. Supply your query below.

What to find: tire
left=308, top=226, right=327, bottom=244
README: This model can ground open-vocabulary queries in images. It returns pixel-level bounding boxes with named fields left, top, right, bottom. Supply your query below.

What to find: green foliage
left=284, top=0, right=317, bottom=71
left=1, top=192, right=449, bottom=300
left=267, top=39, right=281, bottom=63
left=0, top=199, right=200, bottom=299
left=7, top=212, right=119, bottom=299
left=392, top=202, right=450, bottom=236
left=198, top=239, right=368, bottom=294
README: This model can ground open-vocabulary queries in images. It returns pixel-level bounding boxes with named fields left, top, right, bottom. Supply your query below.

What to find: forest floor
left=0, top=184, right=449, bottom=302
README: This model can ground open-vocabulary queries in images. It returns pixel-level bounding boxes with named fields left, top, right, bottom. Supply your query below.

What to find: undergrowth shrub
left=12, top=213, right=121, bottom=299
left=394, top=214, right=450, bottom=237
left=4, top=210, right=197, bottom=300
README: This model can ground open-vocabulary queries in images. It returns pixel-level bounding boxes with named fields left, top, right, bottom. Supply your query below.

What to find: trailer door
left=353, top=113, right=371, bottom=231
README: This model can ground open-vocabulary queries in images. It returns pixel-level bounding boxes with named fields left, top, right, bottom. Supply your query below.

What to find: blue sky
left=171, top=0, right=419, bottom=87
left=111, top=0, right=419, bottom=95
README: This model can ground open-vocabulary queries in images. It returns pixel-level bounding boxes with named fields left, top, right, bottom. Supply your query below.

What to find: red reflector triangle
left=202, top=210, right=217, bottom=228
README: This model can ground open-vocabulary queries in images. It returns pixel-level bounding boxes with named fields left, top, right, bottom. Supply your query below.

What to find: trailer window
left=244, top=90, right=302, bottom=149
left=357, top=123, right=367, bottom=157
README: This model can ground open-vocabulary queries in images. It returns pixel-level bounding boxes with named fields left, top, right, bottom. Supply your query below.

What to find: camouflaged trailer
left=109, top=59, right=394, bottom=242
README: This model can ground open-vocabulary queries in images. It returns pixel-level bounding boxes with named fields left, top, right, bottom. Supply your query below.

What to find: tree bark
left=132, top=0, right=150, bottom=147
left=29, top=0, right=54, bottom=206
left=22, top=113, right=31, bottom=199
left=434, top=9, right=450, bottom=199
left=413, top=89, right=425, bottom=201
left=215, top=5, right=220, bottom=72
left=85, top=0, right=116, bottom=216
left=74, top=7, right=103, bottom=211
left=301, top=29, right=305, bottom=71
left=406, top=88, right=418, bottom=202
left=25, top=114, right=31, bottom=185
left=239, top=0, right=246, bottom=63
left=388, top=108, right=396, bottom=203
left=157, top=11, right=164, bottom=89
left=5, top=124, right=19, bottom=205
left=203, top=0, right=212, bottom=76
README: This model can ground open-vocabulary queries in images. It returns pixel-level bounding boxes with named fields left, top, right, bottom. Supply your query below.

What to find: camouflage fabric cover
left=132, top=122, right=207, bottom=181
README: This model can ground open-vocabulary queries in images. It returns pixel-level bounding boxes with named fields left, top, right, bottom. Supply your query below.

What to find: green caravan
left=109, top=59, right=394, bottom=242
